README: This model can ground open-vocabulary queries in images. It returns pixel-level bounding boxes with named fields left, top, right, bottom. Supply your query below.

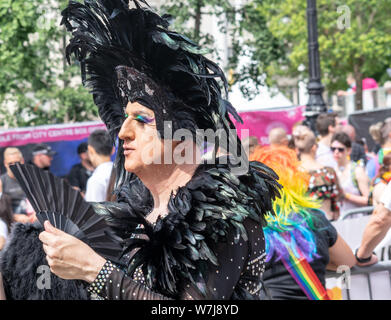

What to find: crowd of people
left=244, top=112, right=391, bottom=222
left=243, top=112, right=391, bottom=292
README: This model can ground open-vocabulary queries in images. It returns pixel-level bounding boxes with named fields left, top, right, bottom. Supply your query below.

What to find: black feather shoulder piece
left=93, top=159, right=281, bottom=298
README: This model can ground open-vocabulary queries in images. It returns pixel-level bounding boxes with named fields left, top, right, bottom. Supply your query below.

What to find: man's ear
left=87, top=145, right=96, bottom=158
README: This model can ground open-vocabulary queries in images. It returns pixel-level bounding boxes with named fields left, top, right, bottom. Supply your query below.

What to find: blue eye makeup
left=135, top=114, right=154, bottom=124
left=124, top=111, right=154, bottom=124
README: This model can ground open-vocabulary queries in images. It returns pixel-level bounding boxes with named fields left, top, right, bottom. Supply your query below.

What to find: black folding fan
left=9, top=162, right=123, bottom=262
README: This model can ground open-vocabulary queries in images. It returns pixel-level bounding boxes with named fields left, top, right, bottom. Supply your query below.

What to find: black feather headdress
left=61, top=0, right=246, bottom=190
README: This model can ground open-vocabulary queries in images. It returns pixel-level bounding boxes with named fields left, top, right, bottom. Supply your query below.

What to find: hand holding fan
left=9, top=162, right=123, bottom=262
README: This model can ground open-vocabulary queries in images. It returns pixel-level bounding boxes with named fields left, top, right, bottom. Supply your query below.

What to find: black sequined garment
left=89, top=159, right=280, bottom=300
left=0, top=159, right=280, bottom=300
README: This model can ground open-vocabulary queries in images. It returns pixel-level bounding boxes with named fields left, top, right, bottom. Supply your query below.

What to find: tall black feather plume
left=9, top=163, right=123, bottom=263
left=61, top=0, right=246, bottom=193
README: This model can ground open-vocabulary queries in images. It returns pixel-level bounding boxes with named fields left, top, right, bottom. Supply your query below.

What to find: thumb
left=44, top=220, right=60, bottom=234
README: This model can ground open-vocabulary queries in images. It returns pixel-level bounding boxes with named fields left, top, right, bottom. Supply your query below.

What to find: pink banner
left=232, top=105, right=305, bottom=145
left=0, top=121, right=107, bottom=148
left=0, top=106, right=304, bottom=148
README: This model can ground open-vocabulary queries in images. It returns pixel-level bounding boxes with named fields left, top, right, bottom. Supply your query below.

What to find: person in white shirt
left=84, top=130, right=114, bottom=202
left=356, top=181, right=391, bottom=266
left=315, top=113, right=338, bottom=170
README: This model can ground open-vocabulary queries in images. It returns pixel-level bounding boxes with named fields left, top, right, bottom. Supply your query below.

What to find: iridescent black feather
left=61, top=0, right=245, bottom=192
left=93, top=159, right=281, bottom=298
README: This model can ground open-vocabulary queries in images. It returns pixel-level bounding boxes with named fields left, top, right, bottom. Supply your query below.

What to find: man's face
left=79, top=151, right=89, bottom=162
left=335, top=117, right=343, bottom=132
left=118, top=101, right=165, bottom=175
left=4, top=154, right=24, bottom=178
left=79, top=151, right=93, bottom=166
left=87, top=145, right=98, bottom=169
left=36, top=153, right=53, bottom=169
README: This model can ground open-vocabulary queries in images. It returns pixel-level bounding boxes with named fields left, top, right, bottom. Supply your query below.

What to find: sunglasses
left=331, top=147, right=346, bottom=153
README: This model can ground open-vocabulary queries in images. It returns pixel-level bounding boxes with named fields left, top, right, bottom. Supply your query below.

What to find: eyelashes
left=124, top=113, right=154, bottom=124
left=135, top=115, right=154, bottom=124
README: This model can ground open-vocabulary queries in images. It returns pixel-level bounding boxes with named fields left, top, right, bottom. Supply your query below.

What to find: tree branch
left=367, top=8, right=378, bottom=31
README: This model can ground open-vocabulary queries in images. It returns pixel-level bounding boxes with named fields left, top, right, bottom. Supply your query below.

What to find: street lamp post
left=304, top=0, right=327, bottom=133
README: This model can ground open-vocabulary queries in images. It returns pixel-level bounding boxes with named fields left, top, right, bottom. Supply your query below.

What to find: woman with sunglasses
left=331, top=132, right=370, bottom=215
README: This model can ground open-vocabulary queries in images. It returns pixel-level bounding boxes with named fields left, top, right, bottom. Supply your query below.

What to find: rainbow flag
left=281, top=246, right=330, bottom=300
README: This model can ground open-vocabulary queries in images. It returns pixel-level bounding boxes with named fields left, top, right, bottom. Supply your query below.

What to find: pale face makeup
left=118, top=102, right=165, bottom=174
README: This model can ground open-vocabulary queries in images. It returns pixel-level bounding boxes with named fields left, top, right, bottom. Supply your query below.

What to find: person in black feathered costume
left=0, top=0, right=281, bottom=300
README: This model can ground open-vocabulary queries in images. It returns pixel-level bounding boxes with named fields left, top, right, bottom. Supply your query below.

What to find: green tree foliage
left=160, top=0, right=237, bottom=47
left=159, top=0, right=285, bottom=99
left=227, top=1, right=286, bottom=99
left=257, top=0, right=391, bottom=110
left=0, top=0, right=97, bottom=128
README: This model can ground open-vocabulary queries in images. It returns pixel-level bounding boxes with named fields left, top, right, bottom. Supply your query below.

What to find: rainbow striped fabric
left=281, top=246, right=330, bottom=300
